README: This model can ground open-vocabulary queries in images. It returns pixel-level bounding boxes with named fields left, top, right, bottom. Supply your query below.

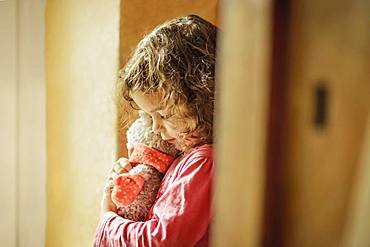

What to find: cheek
left=160, top=123, right=178, bottom=138
left=164, top=120, right=182, bottom=133
left=164, top=125, right=178, bottom=136
left=168, top=126, right=189, bottom=142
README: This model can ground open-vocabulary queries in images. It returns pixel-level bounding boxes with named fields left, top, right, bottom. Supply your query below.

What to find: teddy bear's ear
left=138, top=110, right=150, bottom=119
left=138, top=110, right=146, bottom=117
left=138, top=111, right=153, bottom=126
left=138, top=110, right=151, bottom=121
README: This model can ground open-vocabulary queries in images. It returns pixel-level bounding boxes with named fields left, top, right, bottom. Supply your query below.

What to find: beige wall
left=117, top=0, right=218, bottom=157
left=18, top=1, right=47, bottom=246
left=0, top=1, right=17, bottom=246
left=45, top=1, right=120, bottom=246
left=1, top=0, right=46, bottom=246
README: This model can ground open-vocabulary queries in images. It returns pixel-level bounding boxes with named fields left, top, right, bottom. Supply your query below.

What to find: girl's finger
left=107, top=171, right=119, bottom=181
left=107, top=161, right=118, bottom=174
left=106, top=157, right=132, bottom=182
left=103, top=180, right=114, bottom=195
left=118, top=157, right=130, bottom=166
left=117, top=158, right=133, bottom=173
left=108, top=157, right=129, bottom=173
left=107, top=160, right=122, bottom=176
left=112, top=163, right=122, bottom=174
left=118, top=163, right=133, bottom=174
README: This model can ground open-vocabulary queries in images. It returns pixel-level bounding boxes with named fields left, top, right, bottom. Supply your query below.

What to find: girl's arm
left=93, top=156, right=213, bottom=247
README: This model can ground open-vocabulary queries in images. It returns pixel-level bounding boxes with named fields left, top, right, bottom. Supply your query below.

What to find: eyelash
left=160, top=113, right=170, bottom=120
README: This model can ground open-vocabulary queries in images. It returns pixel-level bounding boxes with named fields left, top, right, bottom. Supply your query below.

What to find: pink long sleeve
left=93, top=144, right=214, bottom=247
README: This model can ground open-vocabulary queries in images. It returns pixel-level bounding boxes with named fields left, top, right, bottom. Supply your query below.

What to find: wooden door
left=215, top=0, right=370, bottom=246
left=265, top=0, right=370, bottom=246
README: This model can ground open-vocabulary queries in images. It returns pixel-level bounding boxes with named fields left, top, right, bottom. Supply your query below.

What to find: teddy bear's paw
left=112, top=174, right=145, bottom=207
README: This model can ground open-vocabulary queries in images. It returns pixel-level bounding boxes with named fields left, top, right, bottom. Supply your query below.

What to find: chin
left=175, top=143, right=183, bottom=151
left=168, top=140, right=180, bottom=150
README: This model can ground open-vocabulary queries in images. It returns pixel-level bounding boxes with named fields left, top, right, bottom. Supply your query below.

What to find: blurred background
left=0, top=0, right=369, bottom=246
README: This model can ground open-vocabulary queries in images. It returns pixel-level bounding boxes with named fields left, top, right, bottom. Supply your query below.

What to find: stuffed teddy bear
left=111, top=111, right=180, bottom=221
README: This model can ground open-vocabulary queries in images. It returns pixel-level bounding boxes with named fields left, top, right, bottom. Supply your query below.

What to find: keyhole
left=314, top=82, right=329, bottom=130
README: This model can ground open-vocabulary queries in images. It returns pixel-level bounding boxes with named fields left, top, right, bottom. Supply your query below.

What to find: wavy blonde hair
left=117, top=15, right=217, bottom=146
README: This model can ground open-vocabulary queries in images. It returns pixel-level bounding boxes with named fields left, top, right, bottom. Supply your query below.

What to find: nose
left=152, top=118, right=163, bottom=134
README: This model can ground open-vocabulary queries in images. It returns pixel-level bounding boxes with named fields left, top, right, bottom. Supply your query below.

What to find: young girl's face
left=131, top=91, right=192, bottom=151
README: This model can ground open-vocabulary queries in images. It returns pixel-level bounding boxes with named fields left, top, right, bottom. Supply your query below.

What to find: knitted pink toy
left=111, top=111, right=179, bottom=221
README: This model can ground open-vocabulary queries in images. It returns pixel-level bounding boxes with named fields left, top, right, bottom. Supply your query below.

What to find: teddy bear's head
left=126, top=111, right=180, bottom=157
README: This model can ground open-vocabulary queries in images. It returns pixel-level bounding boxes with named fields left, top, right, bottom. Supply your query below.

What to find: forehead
left=131, top=91, right=164, bottom=113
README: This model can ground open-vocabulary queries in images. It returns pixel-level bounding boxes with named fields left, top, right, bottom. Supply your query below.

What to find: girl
left=94, top=14, right=217, bottom=247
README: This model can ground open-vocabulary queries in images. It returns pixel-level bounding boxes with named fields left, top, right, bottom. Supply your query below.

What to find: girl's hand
left=100, top=180, right=117, bottom=216
left=108, top=157, right=132, bottom=181
left=100, top=157, right=132, bottom=217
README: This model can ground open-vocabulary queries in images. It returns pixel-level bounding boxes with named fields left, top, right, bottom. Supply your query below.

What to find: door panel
left=281, top=0, right=370, bottom=246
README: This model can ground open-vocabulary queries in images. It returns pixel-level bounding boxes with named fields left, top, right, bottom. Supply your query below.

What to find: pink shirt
left=93, top=144, right=214, bottom=247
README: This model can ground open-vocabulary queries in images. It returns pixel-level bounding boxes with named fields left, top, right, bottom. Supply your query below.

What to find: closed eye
left=158, top=110, right=175, bottom=120
left=160, top=113, right=171, bottom=120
